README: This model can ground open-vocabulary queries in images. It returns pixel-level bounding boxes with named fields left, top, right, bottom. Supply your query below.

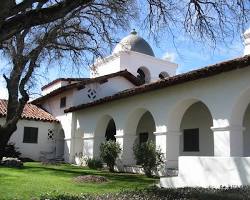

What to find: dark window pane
left=139, top=132, right=149, bottom=145
left=23, top=127, right=38, bottom=143
left=105, top=119, right=116, bottom=141
left=137, top=68, right=146, bottom=84
left=60, top=97, right=66, bottom=108
left=183, top=128, right=199, bottom=152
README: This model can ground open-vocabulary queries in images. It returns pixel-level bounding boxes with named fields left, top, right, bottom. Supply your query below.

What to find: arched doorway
left=105, top=119, right=116, bottom=141
left=180, top=102, right=214, bottom=156
left=123, top=108, right=156, bottom=165
left=94, top=115, right=116, bottom=157
left=135, top=111, right=156, bottom=146
left=166, top=99, right=214, bottom=168
left=230, top=87, right=250, bottom=156
left=56, top=129, right=65, bottom=159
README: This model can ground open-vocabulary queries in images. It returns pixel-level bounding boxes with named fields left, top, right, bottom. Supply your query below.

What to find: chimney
left=244, top=28, right=250, bottom=55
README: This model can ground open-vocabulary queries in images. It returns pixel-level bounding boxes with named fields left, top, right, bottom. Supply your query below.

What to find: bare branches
left=0, top=0, right=135, bottom=132
left=0, top=0, right=93, bottom=42
left=143, top=0, right=250, bottom=46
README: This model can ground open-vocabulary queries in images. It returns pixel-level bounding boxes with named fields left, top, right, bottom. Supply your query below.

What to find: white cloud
left=162, top=52, right=177, bottom=62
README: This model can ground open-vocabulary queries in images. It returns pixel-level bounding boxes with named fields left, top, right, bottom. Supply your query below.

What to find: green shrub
left=100, top=140, right=121, bottom=172
left=86, top=158, right=103, bottom=170
left=133, top=141, right=164, bottom=177
left=3, top=142, right=21, bottom=158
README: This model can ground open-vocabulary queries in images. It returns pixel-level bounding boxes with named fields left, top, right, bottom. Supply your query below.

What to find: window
left=23, top=127, right=38, bottom=143
left=105, top=119, right=116, bottom=141
left=183, top=128, right=199, bottom=152
left=60, top=97, right=66, bottom=108
left=137, top=68, right=146, bottom=84
left=139, top=132, right=149, bottom=145
left=137, top=67, right=151, bottom=84
left=159, top=71, right=169, bottom=79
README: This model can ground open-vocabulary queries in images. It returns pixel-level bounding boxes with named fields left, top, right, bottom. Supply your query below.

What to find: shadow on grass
left=10, top=163, right=158, bottom=184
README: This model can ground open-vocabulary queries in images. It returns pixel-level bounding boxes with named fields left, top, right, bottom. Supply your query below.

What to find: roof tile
left=0, top=99, right=58, bottom=122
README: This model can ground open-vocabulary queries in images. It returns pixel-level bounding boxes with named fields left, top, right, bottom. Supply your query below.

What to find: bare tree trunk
left=0, top=125, right=17, bottom=161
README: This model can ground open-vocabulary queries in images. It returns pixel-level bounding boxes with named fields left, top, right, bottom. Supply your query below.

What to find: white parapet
left=160, top=156, right=250, bottom=188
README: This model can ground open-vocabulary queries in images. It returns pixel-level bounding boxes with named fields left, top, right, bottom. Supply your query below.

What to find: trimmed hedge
left=86, top=158, right=103, bottom=170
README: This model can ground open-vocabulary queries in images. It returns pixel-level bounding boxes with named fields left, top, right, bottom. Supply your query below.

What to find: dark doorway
left=105, top=119, right=116, bottom=141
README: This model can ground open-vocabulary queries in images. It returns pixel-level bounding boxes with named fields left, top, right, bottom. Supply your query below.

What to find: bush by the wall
left=100, top=141, right=121, bottom=172
left=133, top=141, right=164, bottom=177
left=86, top=158, right=103, bottom=170
left=3, top=143, right=21, bottom=158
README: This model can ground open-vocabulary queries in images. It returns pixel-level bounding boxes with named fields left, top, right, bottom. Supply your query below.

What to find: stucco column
left=64, top=137, right=73, bottom=163
left=154, top=131, right=167, bottom=157
left=93, top=134, right=106, bottom=158
left=121, top=135, right=137, bottom=165
left=82, top=135, right=94, bottom=158
left=165, top=130, right=182, bottom=168
left=211, top=126, right=244, bottom=156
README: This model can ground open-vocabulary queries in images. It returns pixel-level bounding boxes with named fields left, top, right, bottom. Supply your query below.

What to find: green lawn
left=0, top=162, right=158, bottom=200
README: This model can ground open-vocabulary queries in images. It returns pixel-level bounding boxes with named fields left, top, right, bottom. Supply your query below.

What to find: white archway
left=230, top=87, right=250, bottom=126
left=56, top=129, right=65, bottom=159
left=94, top=115, right=116, bottom=157
left=137, top=66, right=151, bottom=83
left=123, top=108, right=157, bottom=165
left=167, top=98, right=207, bottom=132
left=166, top=98, right=214, bottom=167
left=179, top=102, right=214, bottom=156
left=230, top=87, right=250, bottom=156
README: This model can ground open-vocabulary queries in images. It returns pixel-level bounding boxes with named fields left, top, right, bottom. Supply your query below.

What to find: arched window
left=137, top=67, right=151, bottom=83
left=105, top=119, right=116, bottom=141
left=159, top=71, right=169, bottom=79
left=137, top=68, right=146, bottom=84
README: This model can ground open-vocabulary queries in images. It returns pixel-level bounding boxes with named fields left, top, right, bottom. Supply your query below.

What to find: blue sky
left=0, top=27, right=245, bottom=99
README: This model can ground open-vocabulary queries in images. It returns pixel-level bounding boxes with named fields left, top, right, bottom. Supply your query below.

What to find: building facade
left=6, top=29, right=250, bottom=187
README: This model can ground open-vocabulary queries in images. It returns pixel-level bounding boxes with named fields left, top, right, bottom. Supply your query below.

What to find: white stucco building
left=0, top=100, right=62, bottom=161
left=5, top=28, right=250, bottom=188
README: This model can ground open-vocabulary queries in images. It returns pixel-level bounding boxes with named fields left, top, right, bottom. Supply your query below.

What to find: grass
left=0, top=162, right=158, bottom=200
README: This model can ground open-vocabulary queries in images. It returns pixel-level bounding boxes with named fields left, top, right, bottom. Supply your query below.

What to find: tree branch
left=0, top=0, right=93, bottom=43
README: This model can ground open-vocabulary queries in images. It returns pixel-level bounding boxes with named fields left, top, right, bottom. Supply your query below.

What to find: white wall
left=120, top=51, right=178, bottom=81
left=0, top=118, right=59, bottom=161
left=243, top=103, right=250, bottom=156
left=161, top=156, right=250, bottom=188
left=91, top=51, right=178, bottom=82
left=73, top=64, right=250, bottom=166
left=72, top=76, right=135, bottom=106
left=91, top=55, right=121, bottom=78
left=180, top=102, right=214, bottom=156
left=42, top=80, right=82, bottom=95
left=41, top=90, right=74, bottom=162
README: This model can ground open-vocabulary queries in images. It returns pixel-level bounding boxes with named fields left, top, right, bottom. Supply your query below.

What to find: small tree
left=133, top=141, right=164, bottom=177
left=3, top=143, right=21, bottom=158
left=100, top=141, right=121, bottom=172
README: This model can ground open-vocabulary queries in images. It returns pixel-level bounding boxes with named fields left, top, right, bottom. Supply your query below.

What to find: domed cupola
left=112, top=30, right=155, bottom=57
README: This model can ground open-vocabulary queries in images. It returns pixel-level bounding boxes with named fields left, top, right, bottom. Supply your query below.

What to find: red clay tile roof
left=0, top=99, right=58, bottom=122
left=65, top=55, right=250, bottom=113
left=32, top=70, right=142, bottom=105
